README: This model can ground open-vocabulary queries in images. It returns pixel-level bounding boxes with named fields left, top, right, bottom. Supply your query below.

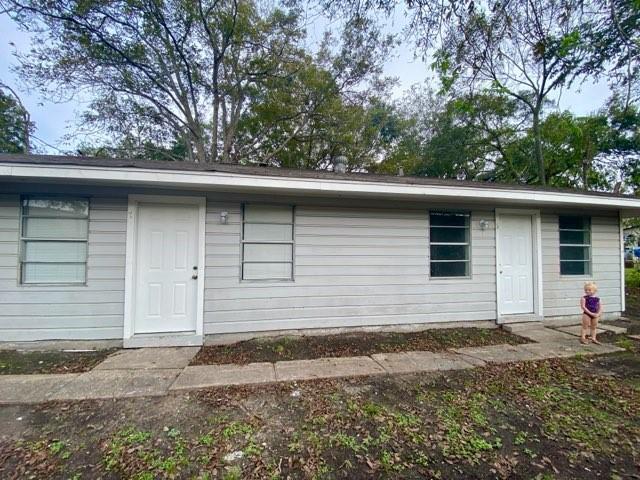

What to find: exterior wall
left=0, top=186, right=625, bottom=342
left=0, top=194, right=127, bottom=341
left=541, top=212, right=622, bottom=320
left=204, top=200, right=497, bottom=334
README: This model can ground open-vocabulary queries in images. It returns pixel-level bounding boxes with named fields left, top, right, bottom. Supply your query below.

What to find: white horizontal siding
left=542, top=213, right=622, bottom=320
left=0, top=194, right=127, bottom=341
left=203, top=202, right=496, bottom=334
left=0, top=187, right=625, bottom=342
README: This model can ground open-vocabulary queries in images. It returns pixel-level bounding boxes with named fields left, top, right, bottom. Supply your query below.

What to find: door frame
left=123, top=195, right=206, bottom=347
left=495, top=208, right=544, bottom=324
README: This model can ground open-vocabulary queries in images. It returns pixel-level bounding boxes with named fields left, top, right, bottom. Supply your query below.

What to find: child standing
left=580, top=281, right=603, bottom=345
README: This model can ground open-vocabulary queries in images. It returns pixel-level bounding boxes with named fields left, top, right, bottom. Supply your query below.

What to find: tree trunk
left=193, top=128, right=207, bottom=163
left=212, top=93, right=219, bottom=163
left=211, top=60, right=221, bottom=162
left=532, top=108, right=546, bottom=185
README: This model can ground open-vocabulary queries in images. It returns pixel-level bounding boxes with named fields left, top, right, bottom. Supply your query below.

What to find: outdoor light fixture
left=479, top=219, right=490, bottom=231
left=220, top=211, right=228, bottom=224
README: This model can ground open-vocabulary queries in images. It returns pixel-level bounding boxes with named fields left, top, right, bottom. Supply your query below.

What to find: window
left=559, top=215, right=591, bottom=275
left=241, top=204, right=294, bottom=281
left=20, top=196, right=89, bottom=284
left=429, top=211, right=470, bottom=278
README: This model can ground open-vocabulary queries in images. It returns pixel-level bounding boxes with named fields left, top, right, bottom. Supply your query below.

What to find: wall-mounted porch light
left=479, top=219, right=490, bottom=231
left=220, top=211, right=229, bottom=224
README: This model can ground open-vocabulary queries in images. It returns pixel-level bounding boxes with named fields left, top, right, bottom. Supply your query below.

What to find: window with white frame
left=559, top=215, right=591, bottom=275
left=429, top=211, right=471, bottom=278
left=20, top=197, right=89, bottom=284
left=241, top=204, right=294, bottom=281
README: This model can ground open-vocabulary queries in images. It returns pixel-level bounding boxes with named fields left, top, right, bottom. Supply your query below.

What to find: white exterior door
left=498, top=214, right=534, bottom=315
left=133, top=203, right=199, bottom=334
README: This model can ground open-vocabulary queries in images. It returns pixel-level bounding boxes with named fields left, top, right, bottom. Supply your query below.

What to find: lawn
left=1, top=349, right=639, bottom=479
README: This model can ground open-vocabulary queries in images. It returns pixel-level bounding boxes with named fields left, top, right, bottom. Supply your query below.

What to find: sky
left=0, top=10, right=612, bottom=154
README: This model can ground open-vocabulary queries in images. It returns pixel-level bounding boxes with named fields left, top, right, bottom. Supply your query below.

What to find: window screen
left=429, top=211, right=470, bottom=278
left=20, top=197, right=89, bottom=284
left=241, top=204, right=294, bottom=281
left=559, top=215, right=591, bottom=275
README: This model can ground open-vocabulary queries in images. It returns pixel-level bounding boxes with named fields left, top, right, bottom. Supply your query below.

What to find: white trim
left=3, top=162, right=640, bottom=212
left=123, top=194, right=206, bottom=347
left=495, top=209, right=544, bottom=324
left=620, top=211, right=625, bottom=313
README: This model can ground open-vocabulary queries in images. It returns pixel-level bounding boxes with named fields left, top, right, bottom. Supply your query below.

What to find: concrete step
left=501, top=322, right=544, bottom=333
left=598, top=323, right=628, bottom=334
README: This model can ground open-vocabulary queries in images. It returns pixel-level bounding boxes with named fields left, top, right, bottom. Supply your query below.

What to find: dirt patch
left=621, top=287, right=640, bottom=330
left=191, top=327, right=528, bottom=365
left=0, top=349, right=117, bottom=375
left=597, top=304, right=640, bottom=354
left=0, top=355, right=638, bottom=479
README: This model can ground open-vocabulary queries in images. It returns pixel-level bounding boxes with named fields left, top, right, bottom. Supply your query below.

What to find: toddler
left=580, top=281, right=602, bottom=344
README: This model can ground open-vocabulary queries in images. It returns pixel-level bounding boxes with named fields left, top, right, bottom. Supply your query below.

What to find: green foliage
left=0, top=89, right=32, bottom=153
left=5, top=0, right=394, bottom=164
left=626, top=268, right=640, bottom=288
left=221, top=421, right=253, bottom=439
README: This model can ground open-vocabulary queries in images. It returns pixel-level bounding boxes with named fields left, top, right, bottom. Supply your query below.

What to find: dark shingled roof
left=0, top=153, right=635, bottom=199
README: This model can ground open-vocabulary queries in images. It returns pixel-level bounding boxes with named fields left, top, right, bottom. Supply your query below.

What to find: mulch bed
left=190, top=327, right=528, bottom=365
left=0, top=349, right=117, bottom=375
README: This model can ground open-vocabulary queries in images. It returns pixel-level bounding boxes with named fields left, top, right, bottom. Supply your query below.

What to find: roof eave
left=1, top=162, right=640, bottom=214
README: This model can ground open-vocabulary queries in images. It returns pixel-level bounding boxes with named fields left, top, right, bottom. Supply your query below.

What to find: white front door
left=498, top=214, right=534, bottom=315
left=133, top=203, right=199, bottom=334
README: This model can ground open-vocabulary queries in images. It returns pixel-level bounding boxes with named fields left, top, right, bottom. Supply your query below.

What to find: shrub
left=625, top=268, right=640, bottom=288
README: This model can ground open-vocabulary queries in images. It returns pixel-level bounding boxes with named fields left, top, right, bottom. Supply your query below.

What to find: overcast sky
left=0, top=11, right=612, bottom=154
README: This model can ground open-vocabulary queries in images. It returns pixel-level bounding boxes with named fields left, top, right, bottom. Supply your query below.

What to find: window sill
left=427, top=276, right=474, bottom=283
left=559, top=275, right=593, bottom=281
left=239, top=279, right=295, bottom=285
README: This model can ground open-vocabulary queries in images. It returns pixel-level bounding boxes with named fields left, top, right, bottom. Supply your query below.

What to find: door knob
left=192, top=266, right=198, bottom=279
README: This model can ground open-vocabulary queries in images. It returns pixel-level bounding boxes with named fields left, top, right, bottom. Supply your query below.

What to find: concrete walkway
left=0, top=327, right=625, bottom=405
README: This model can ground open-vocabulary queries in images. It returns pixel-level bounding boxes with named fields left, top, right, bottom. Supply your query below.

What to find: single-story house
left=1, top=154, right=638, bottom=347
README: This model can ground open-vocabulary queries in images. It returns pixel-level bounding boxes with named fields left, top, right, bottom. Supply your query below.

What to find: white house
left=1, top=154, right=638, bottom=347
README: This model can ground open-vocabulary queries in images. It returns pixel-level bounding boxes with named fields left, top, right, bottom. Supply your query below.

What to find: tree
left=0, top=83, right=32, bottom=153
left=375, top=88, right=521, bottom=181
left=580, top=0, right=640, bottom=111
left=230, top=15, right=396, bottom=169
left=2, top=0, right=393, bottom=163
left=429, top=0, right=586, bottom=185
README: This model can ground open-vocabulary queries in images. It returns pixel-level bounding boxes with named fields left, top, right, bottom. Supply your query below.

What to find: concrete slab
left=598, top=324, right=628, bottom=334
left=520, top=342, right=589, bottom=359
left=629, top=335, right=640, bottom=341
left=274, top=356, right=385, bottom=382
left=170, top=363, right=275, bottom=390
left=523, top=341, right=623, bottom=358
left=93, top=347, right=200, bottom=370
left=452, top=344, right=546, bottom=364
left=501, top=322, right=544, bottom=332
left=49, top=369, right=181, bottom=401
left=579, top=343, right=625, bottom=355
left=0, top=374, right=79, bottom=405
left=556, top=325, right=606, bottom=338
left=372, top=351, right=483, bottom=374
left=513, top=328, right=577, bottom=344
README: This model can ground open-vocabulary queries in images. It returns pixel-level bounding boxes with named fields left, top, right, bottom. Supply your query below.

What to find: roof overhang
left=2, top=162, right=640, bottom=216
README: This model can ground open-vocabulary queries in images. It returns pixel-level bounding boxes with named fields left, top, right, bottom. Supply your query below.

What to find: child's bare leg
left=590, top=315, right=601, bottom=344
left=580, top=314, right=590, bottom=344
